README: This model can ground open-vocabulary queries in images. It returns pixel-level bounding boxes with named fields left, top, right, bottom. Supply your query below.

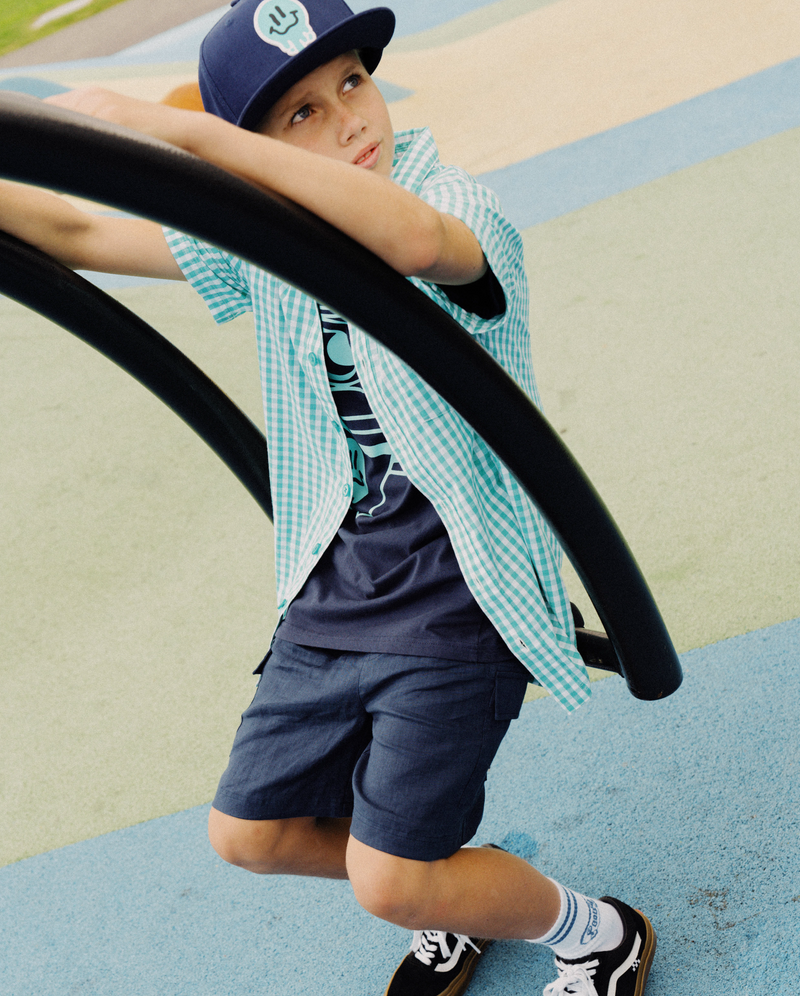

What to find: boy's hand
left=45, top=87, right=199, bottom=149
left=46, top=86, right=128, bottom=121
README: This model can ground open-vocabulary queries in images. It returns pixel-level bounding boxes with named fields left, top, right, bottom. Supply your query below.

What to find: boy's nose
left=338, top=108, right=368, bottom=144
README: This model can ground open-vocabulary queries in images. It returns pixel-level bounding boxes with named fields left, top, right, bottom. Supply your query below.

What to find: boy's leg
left=208, top=807, right=560, bottom=938
left=207, top=640, right=373, bottom=873
left=346, top=835, right=559, bottom=938
left=345, top=654, right=654, bottom=996
left=208, top=809, right=351, bottom=879
left=209, top=645, right=654, bottom=994
left=348, top=839, right=656, bottom=996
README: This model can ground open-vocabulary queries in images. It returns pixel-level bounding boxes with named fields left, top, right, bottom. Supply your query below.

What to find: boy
left=0, top=2, right=656, bottom=993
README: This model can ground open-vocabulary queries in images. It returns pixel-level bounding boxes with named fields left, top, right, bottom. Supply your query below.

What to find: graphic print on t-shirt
left=318, top=305, right=406, bottom=518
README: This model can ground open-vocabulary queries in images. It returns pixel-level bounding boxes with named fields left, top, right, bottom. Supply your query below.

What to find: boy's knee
left=208, top=808, right=295, bottom=874
left=346, top=838, right=432, bottom=927
left=350, top=869, right=427, bottom=926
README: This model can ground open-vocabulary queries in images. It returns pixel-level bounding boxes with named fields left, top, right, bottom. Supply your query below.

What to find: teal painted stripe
left=480, top=55, right=800, bottom=229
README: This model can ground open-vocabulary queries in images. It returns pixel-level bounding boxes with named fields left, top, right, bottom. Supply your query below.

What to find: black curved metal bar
left=0, top=230, right=272, bottom=519
left=0, top=92, right=682, bottom=699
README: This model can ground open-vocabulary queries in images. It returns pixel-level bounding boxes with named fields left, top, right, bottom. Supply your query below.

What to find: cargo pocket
left=253, top=646, right=273, bottom=675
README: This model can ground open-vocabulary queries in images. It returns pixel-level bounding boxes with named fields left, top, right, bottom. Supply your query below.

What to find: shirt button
left=308, top=352, right=318, bottom=366
left=312, top=544, right=321, bottom=555
left=331, top=419, right=341, bottom=430
left=342, top=484, right=351, bottom=497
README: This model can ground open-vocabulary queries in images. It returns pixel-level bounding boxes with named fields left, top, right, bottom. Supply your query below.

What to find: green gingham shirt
left=164, top=127, right=590, bottom=711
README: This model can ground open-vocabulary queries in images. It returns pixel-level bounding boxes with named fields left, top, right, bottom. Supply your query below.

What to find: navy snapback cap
left=199, top=0, right=396, bottom=131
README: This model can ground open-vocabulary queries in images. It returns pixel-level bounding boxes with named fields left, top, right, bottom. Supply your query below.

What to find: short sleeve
left=162, top=227, right=253, bottom=325
left=413, top=166, right=526, bottom=335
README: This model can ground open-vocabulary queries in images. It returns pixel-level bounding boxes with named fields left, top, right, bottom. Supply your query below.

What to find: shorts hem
left=212, top=790, right=353, bottom=823
left=348, top=816, right=474, bottom=862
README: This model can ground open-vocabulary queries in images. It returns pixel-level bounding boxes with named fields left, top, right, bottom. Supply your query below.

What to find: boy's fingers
left=40, top=87, right=192, bottom=147
left=43, top=87, right=150, bottom=126
left=44, top=86, right=113, bottom=116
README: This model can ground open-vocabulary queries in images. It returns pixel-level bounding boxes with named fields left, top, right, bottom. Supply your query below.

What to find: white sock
left=528, top=879, right=624, bottom=960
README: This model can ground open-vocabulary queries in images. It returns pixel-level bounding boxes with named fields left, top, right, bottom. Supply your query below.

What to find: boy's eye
left=290, top=104, right=312, bottom=125
left=342, top=73, right=362, bottom=93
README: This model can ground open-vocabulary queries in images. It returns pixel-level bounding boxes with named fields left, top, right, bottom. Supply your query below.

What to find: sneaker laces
left=542, top=958, right=600, bottom=996
left=410, top=930, right=481, bottom=973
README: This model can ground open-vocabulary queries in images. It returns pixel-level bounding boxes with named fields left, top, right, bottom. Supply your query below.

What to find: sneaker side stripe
left=608, top=931, right=642, bottom=996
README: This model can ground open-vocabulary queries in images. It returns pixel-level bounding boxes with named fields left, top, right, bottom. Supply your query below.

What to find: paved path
left=0, top=0, right=225, bottom=67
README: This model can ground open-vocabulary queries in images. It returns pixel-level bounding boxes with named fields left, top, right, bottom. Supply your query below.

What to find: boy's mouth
left=353, top=142, right=380, bottom=169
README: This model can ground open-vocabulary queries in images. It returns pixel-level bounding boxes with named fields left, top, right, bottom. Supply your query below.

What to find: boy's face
left=258, top=52, right=395, bottom=178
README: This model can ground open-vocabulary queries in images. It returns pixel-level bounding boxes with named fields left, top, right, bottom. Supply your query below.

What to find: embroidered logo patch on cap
left=253, top=1, right=317, bottom=56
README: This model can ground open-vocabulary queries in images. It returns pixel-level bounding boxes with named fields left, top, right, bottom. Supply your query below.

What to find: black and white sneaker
left=383, top=930, right=490, bottom=996
left=543, top=897, right=656, bottom=996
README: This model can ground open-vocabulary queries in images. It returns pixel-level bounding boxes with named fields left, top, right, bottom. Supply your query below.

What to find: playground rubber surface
left=1, top=2, right=799, bottom=993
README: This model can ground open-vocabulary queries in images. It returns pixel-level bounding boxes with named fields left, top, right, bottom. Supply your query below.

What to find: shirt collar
left=390, top=127, right=440, bottom=194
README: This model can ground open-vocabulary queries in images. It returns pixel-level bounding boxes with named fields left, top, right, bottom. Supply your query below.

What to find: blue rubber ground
left=1, top=621, right=797, bottom=995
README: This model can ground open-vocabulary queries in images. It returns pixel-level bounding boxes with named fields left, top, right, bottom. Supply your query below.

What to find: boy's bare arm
left=0, top=179, right=184, bottom=279
left=46, top=89, right=487, bottom=286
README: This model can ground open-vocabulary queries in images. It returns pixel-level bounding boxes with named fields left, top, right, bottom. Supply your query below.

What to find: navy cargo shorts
left=213, top=638, right=531, bottom=861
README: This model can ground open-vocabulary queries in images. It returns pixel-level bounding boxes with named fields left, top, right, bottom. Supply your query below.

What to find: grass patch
left=0, top=0, right=128, bottom=59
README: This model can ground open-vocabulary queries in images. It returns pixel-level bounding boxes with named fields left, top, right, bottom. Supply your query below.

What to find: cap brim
left=238, top=7, right=395, bottom=131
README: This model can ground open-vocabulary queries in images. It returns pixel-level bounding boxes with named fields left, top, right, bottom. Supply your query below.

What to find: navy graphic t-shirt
left=277, top=305, right=511, bottom=661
